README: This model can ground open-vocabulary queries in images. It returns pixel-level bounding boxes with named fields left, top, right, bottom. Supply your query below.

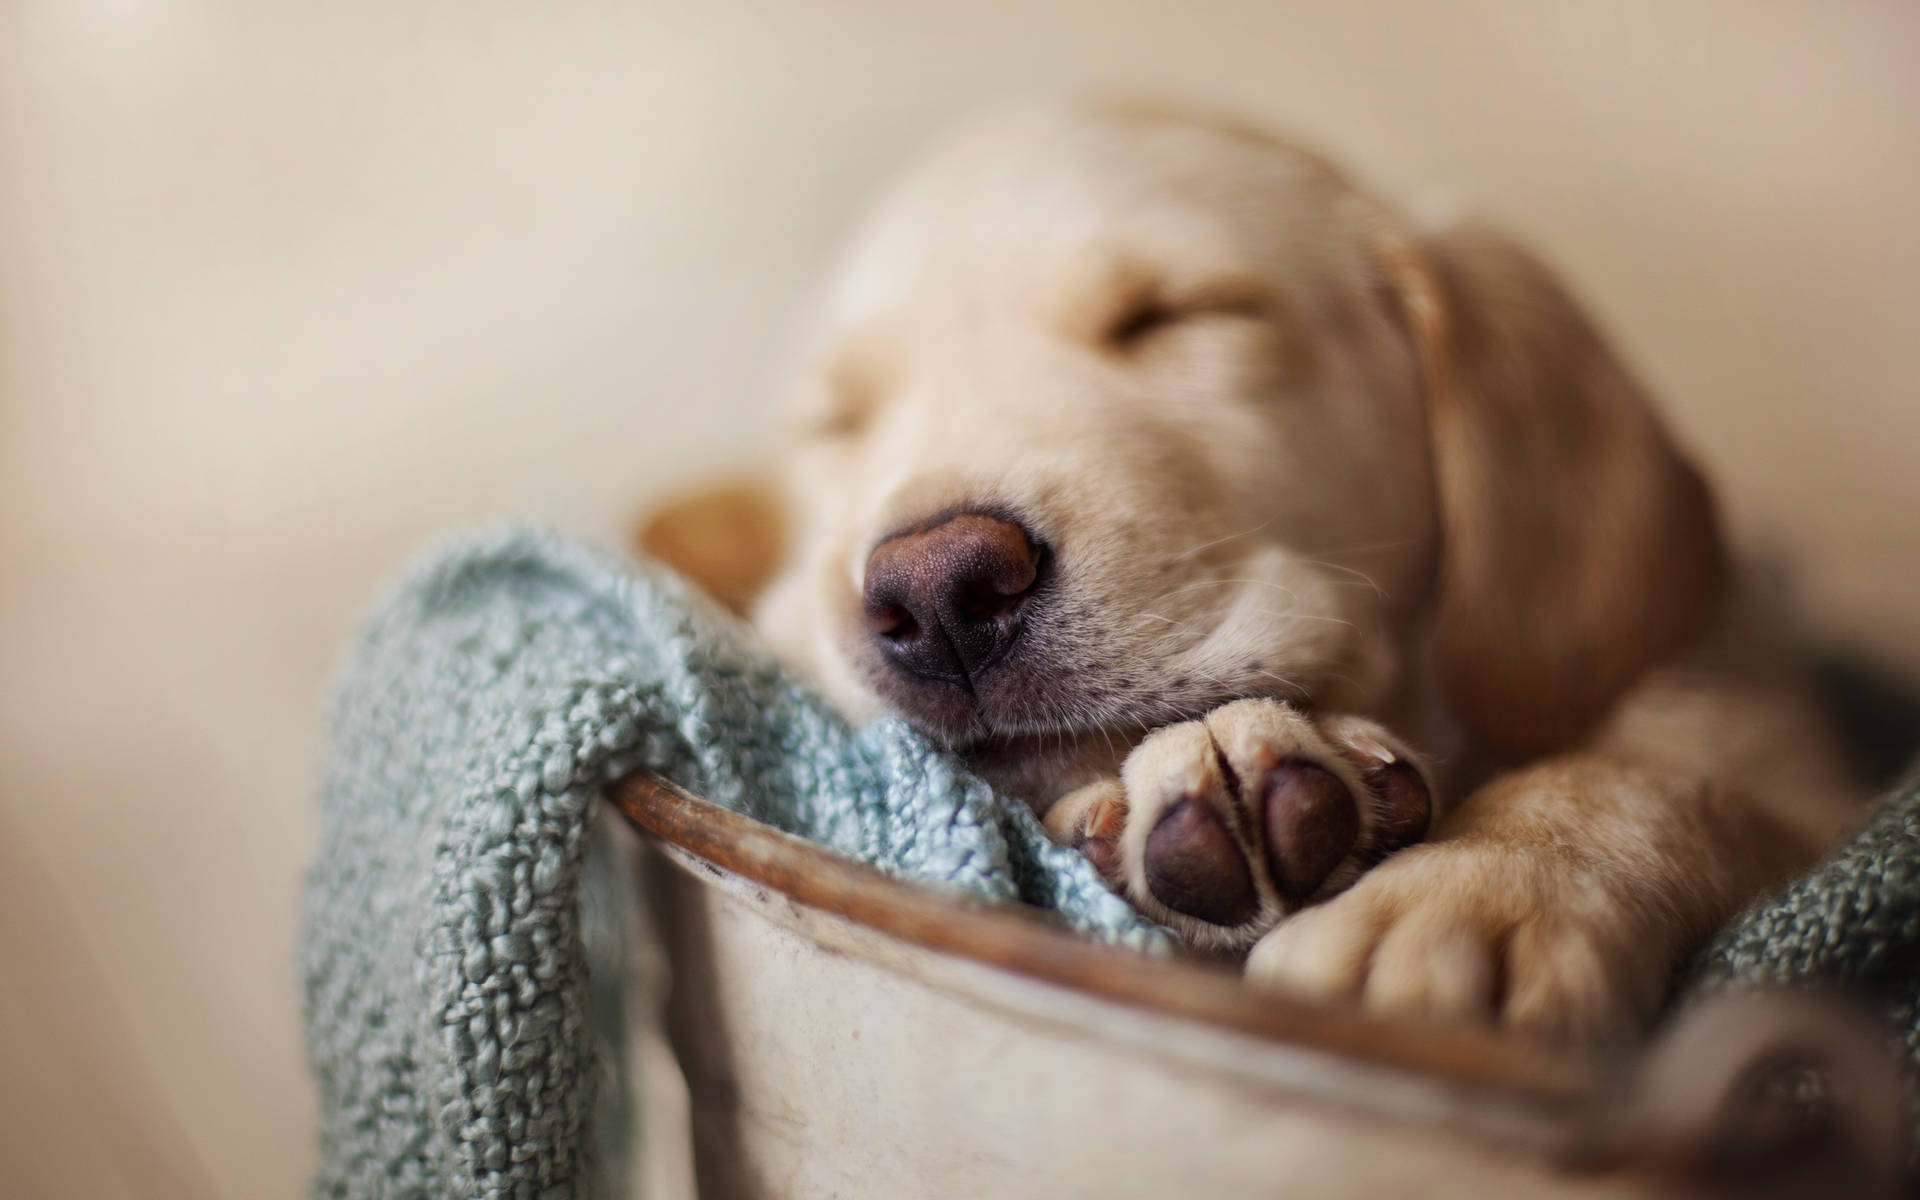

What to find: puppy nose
left=863, top=513, right=1041, bottom=683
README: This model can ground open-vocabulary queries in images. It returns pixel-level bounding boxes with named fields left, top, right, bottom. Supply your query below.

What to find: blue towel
left=300, top=530, right=1162, bottom=1200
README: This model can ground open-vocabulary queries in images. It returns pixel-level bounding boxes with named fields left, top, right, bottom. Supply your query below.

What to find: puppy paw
left=1244, top=842, right=1666, bottom=1040
left=1048, top=698, right=1432, bottom=951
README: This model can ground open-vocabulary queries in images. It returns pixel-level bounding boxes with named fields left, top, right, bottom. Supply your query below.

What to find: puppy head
left=748, top=104, right=1442, bottom=750
left=644, top=102, right=1723, bottom=765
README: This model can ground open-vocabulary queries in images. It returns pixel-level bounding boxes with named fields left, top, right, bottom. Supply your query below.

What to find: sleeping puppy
left=642, top=100, right=1866, bottom=1039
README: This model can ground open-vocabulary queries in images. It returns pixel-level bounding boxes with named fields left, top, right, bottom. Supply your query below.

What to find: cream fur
left=708, top=100, right=1870, bottom=1038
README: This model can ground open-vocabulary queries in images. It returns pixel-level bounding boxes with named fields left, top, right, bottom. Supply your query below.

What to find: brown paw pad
left=1364, top=760, right=1431, bottom=854
left=1261, top=760, right=1358, bottom=900
left=1144, top=797, right=1257, bottom=926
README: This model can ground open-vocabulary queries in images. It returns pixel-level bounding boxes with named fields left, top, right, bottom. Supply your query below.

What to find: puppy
left=642, top=100, right=1866, bottom=1039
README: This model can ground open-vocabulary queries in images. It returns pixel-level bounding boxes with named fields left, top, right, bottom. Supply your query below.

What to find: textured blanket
left=301, top=529, right=1918, bottom=1199
left=1697, top=762, right=1920, bottom=1064
left=300, top=531, right=1159, bottom=1200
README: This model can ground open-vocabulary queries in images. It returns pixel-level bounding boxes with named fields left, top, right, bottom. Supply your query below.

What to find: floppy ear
left=634, top=474, right=788, bottom=617
left=1378, top=223, right=1726, bottom=752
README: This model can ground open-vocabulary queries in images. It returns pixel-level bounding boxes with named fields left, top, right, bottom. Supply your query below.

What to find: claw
left=1071, top=832, right=1121, bottom=878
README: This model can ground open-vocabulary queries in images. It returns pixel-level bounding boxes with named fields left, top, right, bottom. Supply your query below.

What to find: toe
left=1073, top=832, right=1121, bottom=879
left=1142, top=797, right=1258, bottom=926
left=1260, top=760, right=1358, bottom=900
left=1244, top=893, right=1386, bottom=999
left=1363, top=915, right=1500, bottom=1023
left=1361, top=760, right=1432, bottom=858
left=1044, top=779, right=1129, bottom=874
left=1503, top=920, right=1644, bottom=1042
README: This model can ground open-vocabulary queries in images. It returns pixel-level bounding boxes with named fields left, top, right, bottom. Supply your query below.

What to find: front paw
left=1045, top=698, right=1432, bottom=951
left=1245, top=842, right=1668, bottom=1040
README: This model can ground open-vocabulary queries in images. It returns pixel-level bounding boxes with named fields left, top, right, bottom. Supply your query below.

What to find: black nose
left=863, top=512, right=1042, bottom=683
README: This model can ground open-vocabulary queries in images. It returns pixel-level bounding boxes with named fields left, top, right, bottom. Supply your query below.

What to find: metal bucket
left=609, top=776, right=1905, bottom=1199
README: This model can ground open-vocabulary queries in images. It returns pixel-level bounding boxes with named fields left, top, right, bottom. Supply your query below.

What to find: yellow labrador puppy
left=643, top=100, right=1865, bottom=1039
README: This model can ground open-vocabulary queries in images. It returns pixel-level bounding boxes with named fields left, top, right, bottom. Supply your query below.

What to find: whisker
left=1300, top=535, right=1422, bottom=558
left=1264, top=610, right=1358, bottom=630
left=1287, top=557, right=1387, bottom=597
left=1248, top=669, right=1313, bottom=700
left=1148, top=577, right=1303, bottom=602
left=1169, top=515, right=1278, bottom=562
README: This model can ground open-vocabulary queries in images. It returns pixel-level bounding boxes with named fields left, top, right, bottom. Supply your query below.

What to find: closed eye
left=798, top=330, right=896, bottom=441
left=803, top=399, right=869, bottom=440
left=793, top=377, right=873, bottom=441
left=1101, top=283, right=1271, bottom=352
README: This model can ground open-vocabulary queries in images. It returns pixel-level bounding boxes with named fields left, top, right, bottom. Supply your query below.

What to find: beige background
left=2, top=3, right=1916, bottom=1196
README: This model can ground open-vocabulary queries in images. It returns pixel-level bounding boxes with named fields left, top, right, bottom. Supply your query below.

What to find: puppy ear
left=1378, top=223, right=1726, bottom=752
left=633, top=473, right=788, bottom=617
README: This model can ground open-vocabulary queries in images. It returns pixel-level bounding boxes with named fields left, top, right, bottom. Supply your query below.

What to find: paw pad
left=1143, top=797, right=1257, bottom=926
left=1261, top=760, right=1358, bottom=900
left=1358, top=760, right=1431, bottom=865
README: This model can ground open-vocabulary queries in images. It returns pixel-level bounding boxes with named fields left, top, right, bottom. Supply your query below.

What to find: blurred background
left=2, top=2, right=1916, bottom=1196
